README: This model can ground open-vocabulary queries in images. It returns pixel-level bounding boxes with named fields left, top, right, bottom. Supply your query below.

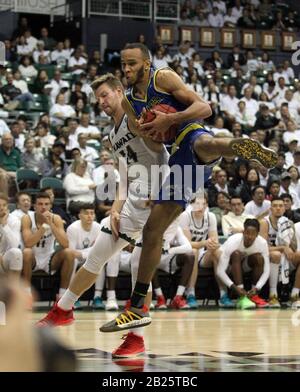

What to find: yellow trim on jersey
left=124, top=93, right=137, bottom=115
left=171, top=123, right=205, bottom=155
left=130, top=72, right=152, bottom=103
left=153, top=68, right=172, bottom=95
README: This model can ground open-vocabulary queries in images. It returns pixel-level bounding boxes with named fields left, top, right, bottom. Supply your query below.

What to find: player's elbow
left=202, top=103, right=212, bottom=119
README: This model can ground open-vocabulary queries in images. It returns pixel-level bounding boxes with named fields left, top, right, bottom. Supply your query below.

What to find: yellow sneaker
left=269, top=295, right=281, bottom=308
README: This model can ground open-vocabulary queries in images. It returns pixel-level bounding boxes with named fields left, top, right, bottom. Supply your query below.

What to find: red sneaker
left=169, top=295, right=190, bottom=310
left=113, top=358, right=145, bottom=372
left=112, top=332, right=145, bottom=358
left=250, top=295, right=269, bottom=308
left=36, top=303, right=74, bottom=327
left=155, top=295, right=167, bottom=309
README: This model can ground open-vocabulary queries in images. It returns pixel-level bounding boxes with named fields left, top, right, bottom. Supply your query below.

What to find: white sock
left=58, top=288, right=67, bottom=298
left=94, top=289, right=102, bottom=299
left=58, top=289, right=79, bottom=311
left=237, top=284, right=244, bottom=289
left=220, top=289, right=227, bottom=297
left=154, top=288, right=163, bottom=296
left=270, top=263, right=279, bottom=296
left=291, top=288, right=300, bottom=297
left=176, top=285, right=185, bottom=297
left=186, top=287, right=195, bottom=297
left=107, top=290, right=116, bottom=300
left=129, top=327, right=144, bottom=338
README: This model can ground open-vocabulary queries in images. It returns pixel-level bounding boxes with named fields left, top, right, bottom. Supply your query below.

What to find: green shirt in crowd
left=0, top=146, right=22, bottom=172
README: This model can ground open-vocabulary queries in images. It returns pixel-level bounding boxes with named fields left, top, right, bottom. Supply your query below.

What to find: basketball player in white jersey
left=260, top=197, right=300, bottom=308
left=0, top=193, right=23, bottom=276
left=216, top=219, right=270, bottom=309
left=66, top=203, right=106, bottom=309
left=37, top=73, right=169, bottom=358
left=131, top=218, right=193, bottom=311
left=179, top=194, right=221, bottom=308
left=21, top=192, right=75, bottom=300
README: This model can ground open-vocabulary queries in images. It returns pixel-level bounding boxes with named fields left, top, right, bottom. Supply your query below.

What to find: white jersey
left=217, top=233, right=270, bottom=290
left=109, top=114, right=169, bottom=200
left=29, top=213, right=56, bottom=259
left=67, top=220, right=102, bottom=259
left=11, top=209, right=34, bottom=249
left=264, top=216, right=277, bottom=246
left=179, top=208, right=217, bottom=242
left=0, top=214, right=21, bottom=253
left=295, top=222, right=300, bottom=251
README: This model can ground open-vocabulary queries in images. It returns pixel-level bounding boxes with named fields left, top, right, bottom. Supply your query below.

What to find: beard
left=128, top=65, right=145, bottom=86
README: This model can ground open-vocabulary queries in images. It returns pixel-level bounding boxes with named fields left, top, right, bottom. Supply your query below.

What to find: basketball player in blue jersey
left=100, top=43, right=278, bottom=332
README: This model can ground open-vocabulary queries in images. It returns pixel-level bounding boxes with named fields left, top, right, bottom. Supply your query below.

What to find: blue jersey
left=124, top=67, right=203, bottom=139
left=125, top=67, right=217, bottom=208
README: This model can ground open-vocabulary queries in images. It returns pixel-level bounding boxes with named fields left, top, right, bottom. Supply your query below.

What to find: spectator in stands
left=222, top=195, right=254, bottom=237
left=39, top=141, right=69, bottom=179
left=10, top=121, right=25, bottom=152
left=88, top=50, right=106, bottom=75
left=186, top=72, right=204, bottom=96
left=0, top=132, right=22, bottom=192
left=34, top=121, right=56, bottom=153
left=231, top=0, right=244, bottom=22
left=244, top=185, right=271, bottom=218
left=77, top=133, right=99, bottom=164
left=274, top=66, right=289, bottom=85
left=282, top=193, right=300, bottom=223
left=22, top=137, right=44, bottom=173
left=75, top=112, right=101, bottom=140
left=208, top=169, right=234, bottom=207
left=40, top=27, right=56, bottom=50
left=235, top=100, right=256, bottom=130
left=0, top=119, right=10, bottom=137
left=285, top=140, right=298, bottom=167
left=68, top=48, right=87, bottom=76
left=266, top=180, right=280, bottom=201
left=10, top=191, right=33, bottom=222
left=63, top=157, right=96, bottom=215
left=282, top=120, right=300, bottom=146
left=18, top=55, right=38, bottom=79
left=208, top=6, right=224, bottom=27
left=63, top=38, right=74, bottom=59
left=16, top=35, right=32, bottom=58
left=229, top=159, right=249, bottom=190
left=70, top=81, right=87, bottom=106
left=4, top=39, right=18, bottom=63
left=33, top=40, right=50, bottom=64
left=32, top=69, right=49, bottom=94
left=0, top=74, right=25, bottom=111
left=227, top=45, right=246, bottom=68
left=50, top=93, right=76, bottom=126
left=241, top=87, right=259, bottom=118
left=153, top=48, right=170, bottom=69
left=223, top=7, right=237, bottom=27
left=255, top=104, right=279, bottom=131
left=242, top=74, right=261, bottom=97
left=51, top=41, right=69, bottom=66
left=269, top=152, right=286, bottom=181
left=194, top=11, right=210, bottom=26
left=240, top=168, right=260, bottom=204
left=273, top=10, right=286, bottom=31
left=237, top=8, right=256, bottom=28
left=220, top=84, right=239, bottom=124
left=259, top=52, right=275, bottom=72
left=49, top=70, right=69, bottom=104
left=210, top=191, right=231, bottom=234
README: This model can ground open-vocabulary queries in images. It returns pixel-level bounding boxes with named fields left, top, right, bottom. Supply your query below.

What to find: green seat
left=26, top=101, right=45, bottom=112
left=34, top=64, right=56, bottom=79
left=15, top=169, right=40, bottom=193
left=40, top=177, right=63, bottom=190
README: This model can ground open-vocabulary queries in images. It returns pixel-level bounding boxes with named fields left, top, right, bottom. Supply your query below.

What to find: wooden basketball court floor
left=32, top=308, right=300, bottom=372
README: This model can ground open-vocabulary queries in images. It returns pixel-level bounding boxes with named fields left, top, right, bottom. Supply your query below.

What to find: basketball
left=142, top=103, right=178, bottom=142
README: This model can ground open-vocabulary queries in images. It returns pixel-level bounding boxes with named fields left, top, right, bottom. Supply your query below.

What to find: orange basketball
left=143, top=103, right=178, bottom=142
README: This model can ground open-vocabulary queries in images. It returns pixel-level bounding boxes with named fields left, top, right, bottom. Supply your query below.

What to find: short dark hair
left=79, top=203, right=95, bottom=212
left=271, top=197, right=284, bottom=204
left=252, top=185, right=265, bottom=196
left=34, top=192, right=51, bottom=203
left=123, top=42, right=150, bottom=59
left=40, top=187, right=52, bottom=193
left=244, top=218, right=260, bottom=232
left=281, top=193, right=293, bottom=202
